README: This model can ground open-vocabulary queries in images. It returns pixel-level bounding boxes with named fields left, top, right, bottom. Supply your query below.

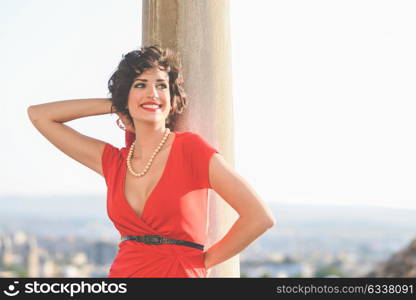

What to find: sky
left=1, top=0, right=416, bottom=210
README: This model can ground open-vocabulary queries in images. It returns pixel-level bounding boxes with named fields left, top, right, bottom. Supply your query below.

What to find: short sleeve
left=187, top=132, right=220, bottom=189
left=101, top=143, right=121, bottom=186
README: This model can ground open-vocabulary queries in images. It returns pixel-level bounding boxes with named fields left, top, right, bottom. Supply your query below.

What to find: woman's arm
left=204, top=153, right=276, bottom=270
left=27, top=98, right=113, bottom=176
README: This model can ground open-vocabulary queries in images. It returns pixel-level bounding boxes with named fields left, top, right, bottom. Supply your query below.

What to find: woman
left=27, top=45, right=276, bottom=278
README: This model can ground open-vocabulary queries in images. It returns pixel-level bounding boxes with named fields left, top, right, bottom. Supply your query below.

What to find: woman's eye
left=134, top=83, right=167, bottom=89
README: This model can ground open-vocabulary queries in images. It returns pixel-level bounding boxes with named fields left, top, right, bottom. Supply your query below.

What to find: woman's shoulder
left=174, top=130, right=207, bottom=146
left=101, top=142, right=125, bottom=180
left=174, top=130, right=204, bottom=140
left=103, top=142, right=127, bottom=160
left=174, top=130, right=218, bottom=152
left=174, top=130, right=194, bottom=137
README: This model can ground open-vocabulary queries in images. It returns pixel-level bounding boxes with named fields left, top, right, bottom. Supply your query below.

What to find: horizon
left=1, top=193, right=416, bottom=214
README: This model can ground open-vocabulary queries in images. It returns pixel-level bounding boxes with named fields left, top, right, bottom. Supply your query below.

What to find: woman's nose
left=147, top=85, right=159, bottom=98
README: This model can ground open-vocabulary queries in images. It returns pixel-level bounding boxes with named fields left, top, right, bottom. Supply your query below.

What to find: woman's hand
left=116, top=112, right=135, bottom=134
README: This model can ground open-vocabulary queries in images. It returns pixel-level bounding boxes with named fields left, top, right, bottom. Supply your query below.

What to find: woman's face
left=127, top=66, right=171, bottom=127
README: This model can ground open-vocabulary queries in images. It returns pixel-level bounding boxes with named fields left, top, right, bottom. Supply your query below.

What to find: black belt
left=120, top=235, right=204, bottom=251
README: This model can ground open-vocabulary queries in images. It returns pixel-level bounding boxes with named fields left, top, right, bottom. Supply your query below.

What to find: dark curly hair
left=107, top=45, right=188, bottom=131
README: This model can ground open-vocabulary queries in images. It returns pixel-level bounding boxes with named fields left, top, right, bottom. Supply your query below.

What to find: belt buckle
left=144, top=235, right=163, bottom=245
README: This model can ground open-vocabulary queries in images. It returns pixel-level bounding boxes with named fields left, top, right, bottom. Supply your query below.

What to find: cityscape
left=1, top=196, right=415, bottom=278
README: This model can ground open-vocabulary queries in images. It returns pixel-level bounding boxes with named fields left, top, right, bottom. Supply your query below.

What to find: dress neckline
left=121, top=131, right=178, bottom=222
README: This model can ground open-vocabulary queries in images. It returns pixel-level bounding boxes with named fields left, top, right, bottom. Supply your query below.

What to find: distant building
left=71, top=252, right=88, bottom=266
left=40, top=257, right=58, bottom=277
left=0, top=234, right=14, bottom=267
left=27, top=236, right=40, bottom=277
left=14, top=231, right=28, bottom=246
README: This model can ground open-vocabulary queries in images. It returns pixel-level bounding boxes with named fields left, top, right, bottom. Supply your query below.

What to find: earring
left=116, top=118, right=126, bottom=131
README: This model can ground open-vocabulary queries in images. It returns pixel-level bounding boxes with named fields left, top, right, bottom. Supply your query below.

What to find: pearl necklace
left=126, top=128, right=171, bottom=177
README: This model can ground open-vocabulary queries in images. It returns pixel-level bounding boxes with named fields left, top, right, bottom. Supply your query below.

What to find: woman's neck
left=132, top=123, right=170, bottom=159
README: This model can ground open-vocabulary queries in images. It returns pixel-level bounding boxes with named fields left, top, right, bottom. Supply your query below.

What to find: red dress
left=101, top=130, right=219, bottom=278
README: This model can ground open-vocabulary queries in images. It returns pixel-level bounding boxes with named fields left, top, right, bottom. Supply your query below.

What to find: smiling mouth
left=140, top=105, right=161, bottom=112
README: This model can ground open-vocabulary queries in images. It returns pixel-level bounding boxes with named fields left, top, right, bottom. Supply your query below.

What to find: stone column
left=142, top=0, right=239, bottom=277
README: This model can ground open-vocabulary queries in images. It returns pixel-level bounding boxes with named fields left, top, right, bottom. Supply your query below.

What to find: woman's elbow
left=255, top=216, right=276, bottom=234
left=264, top=216, right=276, bottom=228
left=241, top=212, right=276, bottom=229
left=260, top=209, right=277, bottom=228
left=27, top=105, right=40, bottom=122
